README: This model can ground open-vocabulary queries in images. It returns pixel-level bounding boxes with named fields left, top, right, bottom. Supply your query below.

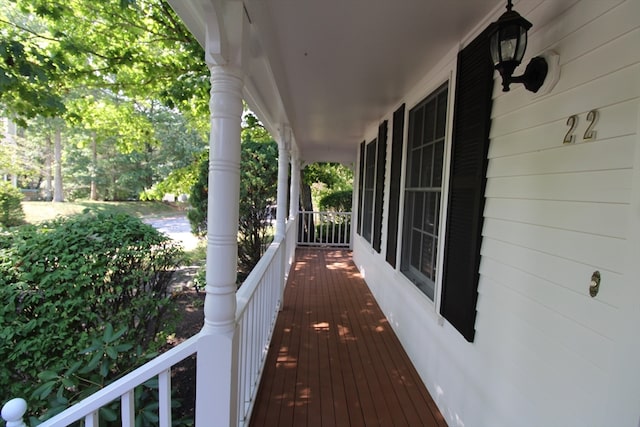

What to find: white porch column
left=289, top=152, right=301, bottom=220
left=196, top=64, right=243, bottom=427
left=275, top=127, right=290, bottom=240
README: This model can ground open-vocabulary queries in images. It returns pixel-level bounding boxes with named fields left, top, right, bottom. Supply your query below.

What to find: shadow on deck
left=250, top=248, right=447, bottom=426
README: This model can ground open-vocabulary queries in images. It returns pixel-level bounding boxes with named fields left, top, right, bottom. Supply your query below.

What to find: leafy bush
left=319, top=190, right=352, bottom=212
left=0, top=211, right=183, bottom=422
left=0, top=181, right=25, bottom=227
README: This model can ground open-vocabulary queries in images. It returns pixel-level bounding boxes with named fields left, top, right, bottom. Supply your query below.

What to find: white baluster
left=1, top=398, right=27, bottom=427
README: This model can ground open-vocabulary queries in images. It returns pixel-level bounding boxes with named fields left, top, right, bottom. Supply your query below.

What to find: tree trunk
left=300, top=170, right=313, bottom=212
left=7, top=120, right=18, bottom=187
left=53, top=128, right=64, bottom=202
left=90, top=133, right=98, bottom=200
left=44, top=134, right=53, bottom=201
left=299, top=167, right=315, bottom=242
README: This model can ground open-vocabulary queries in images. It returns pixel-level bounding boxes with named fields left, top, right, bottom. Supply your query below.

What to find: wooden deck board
left=249, top=248, right=447, bottom=427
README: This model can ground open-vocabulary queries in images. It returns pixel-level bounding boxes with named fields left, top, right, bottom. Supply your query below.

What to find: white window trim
left=395, top=64, right=458, bottom=313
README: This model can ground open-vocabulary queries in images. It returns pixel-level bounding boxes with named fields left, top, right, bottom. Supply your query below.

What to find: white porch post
left=275, top=127, right=290, bottom=240
left=196, top=64, right=243, bottom=426
left=289, top=152, right=301, bottom=220
left=275, top=128, right=290, bottom=310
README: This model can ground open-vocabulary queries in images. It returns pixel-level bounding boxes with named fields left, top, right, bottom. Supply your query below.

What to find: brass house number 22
left=563, top=110, right=599, bottom=144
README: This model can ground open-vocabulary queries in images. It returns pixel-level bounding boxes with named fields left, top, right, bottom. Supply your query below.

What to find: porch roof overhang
left=167, top=0, right=501, bottom=164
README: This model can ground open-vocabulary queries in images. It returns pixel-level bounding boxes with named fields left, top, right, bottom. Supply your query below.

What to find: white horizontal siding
left=484, top=198, right=628, bottom=238
left=478, top=0, right=639, bottom=425
left=490, top=63, right=640, bottom=137
left=485, top=169, right=633, bottom=203
left=474, top=275, right=609, bottom=425
left=489, top=99, right=639, bottom=159
left=478, top=256, right=614, bottom=368
left=487, top=135, right=636, bottom=177
left=483, top=218, right=626, bottom=277
left=480, top=239, right=620, bottom=337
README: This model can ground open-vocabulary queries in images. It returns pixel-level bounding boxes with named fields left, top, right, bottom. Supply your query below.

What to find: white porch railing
left=2, top=219, right=297, bottom=427
left=235, top=219, right=295, bottom=425
left=297, top=211, right=352, bottom=248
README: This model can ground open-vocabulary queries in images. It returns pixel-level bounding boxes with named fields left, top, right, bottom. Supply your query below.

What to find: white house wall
left=353, top=0, right=640, bottom=426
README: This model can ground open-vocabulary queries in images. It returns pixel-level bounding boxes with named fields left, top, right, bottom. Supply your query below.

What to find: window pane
left=412, top=192, right=424, bottom=230
left=421, top=234, right=434, bottom=279
left=409, top=148, right=421, bottom=187
left=421, top=145, right=433, bottom=188
left=424, top=192, right=435, bottom=235
left=436, top=92, right=447, bottom=138
left=411, top=107, right=424, bottom=150
left=411, top=231, right=422, bottom=270
left=424, top=100, right=436, bottom=144
left=433, top=140, right=444, bottom=187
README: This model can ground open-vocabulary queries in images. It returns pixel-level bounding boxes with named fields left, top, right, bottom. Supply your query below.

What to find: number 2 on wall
left=563, top=110, right=598, bottom=144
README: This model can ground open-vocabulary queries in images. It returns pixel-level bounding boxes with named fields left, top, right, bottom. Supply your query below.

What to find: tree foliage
left=0, top=0, right=210, bottom=201
left=0, top=0, right=209, bottom=124
left=319, top=189, right=352, bottom=212
left=237, top=139, right=278, bottom=279
left=186, top=152, right=209, bottom=237
left=300, top=162, right=353, bottom=213
left=0, top=181, right=25, bottom=226
left=187, top=114, right=279, bottom=281
left=303, top=162, right=353, bottom=191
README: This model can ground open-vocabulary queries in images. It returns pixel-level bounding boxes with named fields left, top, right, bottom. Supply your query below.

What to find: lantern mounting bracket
left=507, top=55, right=548, bottom=93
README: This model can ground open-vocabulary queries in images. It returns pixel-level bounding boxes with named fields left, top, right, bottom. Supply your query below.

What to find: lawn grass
left=22, top=200, right=185, bottom=224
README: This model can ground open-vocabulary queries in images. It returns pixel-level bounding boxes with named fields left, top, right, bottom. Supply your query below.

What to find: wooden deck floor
left=249, top=248, right=447, bottom=427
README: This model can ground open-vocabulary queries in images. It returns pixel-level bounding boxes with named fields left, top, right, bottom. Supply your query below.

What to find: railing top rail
left=298, top=211, right=352, bottom=215
left=36, top=335, right=199, bottom=426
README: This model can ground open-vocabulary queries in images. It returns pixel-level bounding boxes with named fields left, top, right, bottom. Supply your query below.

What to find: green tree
left=186, top=152, right=209, bottom=237
left=1, top=0, right=209, bottom=122
left=237, top=139, right=278, bottom=280
left=1, top=0, right=210, bottom=201
left=188, top=113, right=279, bottom=281
left=300, top=162, right=354, bottom=212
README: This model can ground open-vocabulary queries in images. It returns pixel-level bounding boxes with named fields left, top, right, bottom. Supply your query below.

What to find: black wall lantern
left=488, top=0, right=548, bottom=92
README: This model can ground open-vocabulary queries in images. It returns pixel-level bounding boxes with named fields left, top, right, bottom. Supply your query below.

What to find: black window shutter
left=386, top=105, right=405, bottom=267
left=440, top=29, right=494, bottom=342
left=373, top=120, right=388, bottom=252
left=357, top=141, right=365, bottom=235
left=362, top=139, right=377, bottom=243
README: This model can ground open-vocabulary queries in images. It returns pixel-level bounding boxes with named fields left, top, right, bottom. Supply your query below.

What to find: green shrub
left=0, top=181, right=25, bottom=227
left=319, top=190, right=352, bottom=212
left=0, top=210, right=183, bottom=422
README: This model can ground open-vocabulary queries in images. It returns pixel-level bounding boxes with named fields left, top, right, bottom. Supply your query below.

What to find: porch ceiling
left=168, top=0, right=501, bottom=164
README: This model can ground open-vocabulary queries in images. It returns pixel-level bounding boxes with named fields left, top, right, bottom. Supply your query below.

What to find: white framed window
left=400, top=82, right=448, bottom=301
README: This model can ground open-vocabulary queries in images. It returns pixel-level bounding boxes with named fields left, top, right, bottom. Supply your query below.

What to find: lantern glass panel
left=490, top=32, right=501, bottom=64
left=515, top=26, right=527, bottom=62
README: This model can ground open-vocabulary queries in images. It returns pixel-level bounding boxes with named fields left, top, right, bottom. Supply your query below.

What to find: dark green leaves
left=0, top=210, right=182, bottom=422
